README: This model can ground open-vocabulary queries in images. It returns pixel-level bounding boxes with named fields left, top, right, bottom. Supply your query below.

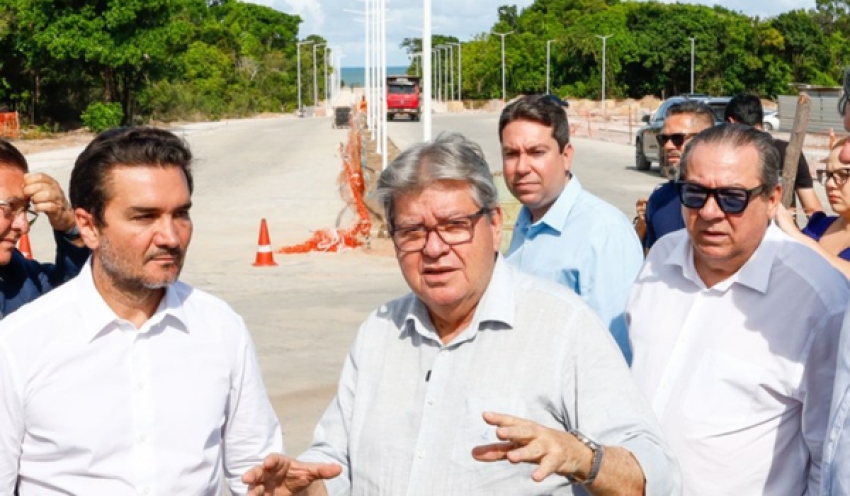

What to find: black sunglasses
left=675, top=181, right=767, bottom=214
left=656, top=133, right=698, bottom=147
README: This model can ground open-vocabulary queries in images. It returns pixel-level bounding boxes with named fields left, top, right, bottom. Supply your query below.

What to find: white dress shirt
left=300, top=257, right=680, bottom=496
left=0, top=263, right=283, bottom=495
left=628, top=224, right=849, bottom=495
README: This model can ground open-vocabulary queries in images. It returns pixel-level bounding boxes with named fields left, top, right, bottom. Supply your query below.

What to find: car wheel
left=636, top=141, right=651, bottom=171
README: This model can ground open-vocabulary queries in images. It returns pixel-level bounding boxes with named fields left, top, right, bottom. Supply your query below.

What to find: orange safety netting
left=0, top=112, right=20, bottom=139
left=278, top=107, right=373, bottom=254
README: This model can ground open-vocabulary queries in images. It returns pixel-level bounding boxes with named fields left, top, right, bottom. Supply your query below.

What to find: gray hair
left=377, top=131, right=499, bottom=227
left=680, top=123, right=780, bottom=192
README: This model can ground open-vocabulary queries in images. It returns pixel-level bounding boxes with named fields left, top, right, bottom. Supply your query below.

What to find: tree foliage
left=400, top=0, right=850, bottom=101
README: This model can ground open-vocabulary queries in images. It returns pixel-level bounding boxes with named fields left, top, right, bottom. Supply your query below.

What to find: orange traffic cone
left=17, top=233, right=32, bottom=260
left=253, top=218, right=277, bottom=267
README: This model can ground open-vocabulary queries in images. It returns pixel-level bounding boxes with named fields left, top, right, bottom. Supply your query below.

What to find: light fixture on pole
left=689, top=37, right=695, bottom=94
left=595, top=34, right=612, bottom=110
left=312, top=42, right=326, bottom=113
left=546, top=39, right=556, bottom=95
left=296, top=40, right=313, bottom=115
left=491, top=31, right=513, bottom=102
left=447, top=41, right=462, bottom=102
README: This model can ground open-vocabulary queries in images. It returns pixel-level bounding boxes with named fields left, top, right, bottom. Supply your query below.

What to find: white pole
left=422, top=0, right=432, bottom=141
left=546, top=39, right=554, bottom=94
left=296, top=40, right=313, bottom=114
left=313, top=43, right=325, bottom=114
left=380, top=0, right=387, bottom=169
left=447, top=45, right=454, bottom=101
left=492, top=32, right=512, bottom=102
left=447, top=42, right=461, bottom=102
left=325, top=47, right=330, bottom=111
left=363, top=4, right=372, bottom=132
left=689, top=37, right=695, bottom=94
left=595, top=34, right=612, bottom=108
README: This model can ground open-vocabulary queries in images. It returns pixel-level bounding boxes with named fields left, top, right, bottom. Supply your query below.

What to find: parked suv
left=635, top=95, right=730, bottom=177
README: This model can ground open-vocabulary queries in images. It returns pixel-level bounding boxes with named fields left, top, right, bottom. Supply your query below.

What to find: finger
left=471, top=442, right=515, bottom=461
left=481, top=411, right=525, bottom=428
left=288, top=461, right=343, bottom=480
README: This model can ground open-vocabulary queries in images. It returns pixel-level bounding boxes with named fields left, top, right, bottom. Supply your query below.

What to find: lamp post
left=325, top=47, right=331, bottom=110
left=689, top=37, right=695, bottom=94
left=422, top=0, right=433, bottom=140
left=595, top=34, right=612, bottom=108
left=447, top=41, right=462, bottom=102
left=296, top=40, right=313, bottom=114
left=546, top=39, right=555, bottom=95
left=312, top=42, right=326, bottom=112
left=441, top=44, right=454, bottom=101
left=491, top=31, right=513, bottom=102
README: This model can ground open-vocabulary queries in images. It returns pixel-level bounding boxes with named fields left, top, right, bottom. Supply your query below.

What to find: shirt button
left=417, top=451, right=425, bottom=459
left=141, top=487, right=150, bottom=495
left=140, top=434, right=148, bottom=443
left=427, top=398, right=435, bottom=405
left=136, top=382, right=145, bottom=390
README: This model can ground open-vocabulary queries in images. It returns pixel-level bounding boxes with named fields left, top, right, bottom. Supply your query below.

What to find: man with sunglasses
left=642, top=101, right=715, bottom=251
left=0, top=139, right=88, bottom=318
left=724, top=92, right=822, bottom=217
left=626, top=123, right=848, bottom=495
left=498, top=95, right=642, bottom=363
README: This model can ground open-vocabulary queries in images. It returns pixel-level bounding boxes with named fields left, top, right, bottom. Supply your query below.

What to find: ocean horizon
left=341, top=66, right=411, bottom=88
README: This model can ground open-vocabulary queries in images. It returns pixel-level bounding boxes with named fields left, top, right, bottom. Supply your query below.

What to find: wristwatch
left=566, top=429, right=604, bottom=486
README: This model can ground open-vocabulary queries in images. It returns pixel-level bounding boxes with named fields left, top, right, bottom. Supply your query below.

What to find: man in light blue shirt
left=499, top=95, right=643, bottom=362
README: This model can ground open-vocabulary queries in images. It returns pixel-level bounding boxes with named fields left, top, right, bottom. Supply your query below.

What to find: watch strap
left=567, top=429, right=604, bottom=486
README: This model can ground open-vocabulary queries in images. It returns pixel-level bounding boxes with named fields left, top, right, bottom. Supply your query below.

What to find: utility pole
left=422, top=0, right=432, bottom=140
left=689, top=37, right=696, bottom=94
left=312, top=43, right=326, bottom=113
left=595, top=34, right=612, bottom=109
left=296, top=40, right=313, bottom=115
left=546, top=39, right=555, bottom=95
left=491, top=31, right=513, bottom=102
left=447, top=42, right=462, bottom=102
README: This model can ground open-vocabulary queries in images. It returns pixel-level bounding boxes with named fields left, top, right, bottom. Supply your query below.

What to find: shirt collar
left=404, top=255, right=516, bottom=347
left=77, top=261, right=190, bottom=342
left=664, top=222, right=780, bottom=293
left=516, top=176, right=581, bottom=234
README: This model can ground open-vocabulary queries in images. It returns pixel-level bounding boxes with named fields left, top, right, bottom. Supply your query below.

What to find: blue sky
left=242, top=0, right=818, bottom=67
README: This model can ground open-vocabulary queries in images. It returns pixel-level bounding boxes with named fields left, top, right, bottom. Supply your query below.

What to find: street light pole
left=447, top=41, right=462, bottom=102
left=422, top=0, right=433, bottom=140
left=492, top=31, right=513, bottom=102
left=689, top=37, right=695, bottom=94
left=312, top=43, right=326, bottom=113
left=546, top=39, right=555, bottom=95
left=325, top=47, right=331, bottom=110
left=296, top=40, right=313, bottom=115
left=595, top=34, right=612, bottom=108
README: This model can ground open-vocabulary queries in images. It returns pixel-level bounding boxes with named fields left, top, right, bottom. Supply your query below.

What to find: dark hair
left=680, top=123, right=780, bottom=193
left=377, top=131, right=499, bottom=225
left=498, top=95, right=570, bottom=151
left=724, top=93, right=763, bottom=127
left=0, top=139, right=29, bottom=173
left=70, top=127, right=193, bottom=226
left=666, top=101, right=716, bottom=129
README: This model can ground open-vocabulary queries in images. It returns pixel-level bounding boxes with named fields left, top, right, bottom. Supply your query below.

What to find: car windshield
left=388, top=84, right=416, bottom=95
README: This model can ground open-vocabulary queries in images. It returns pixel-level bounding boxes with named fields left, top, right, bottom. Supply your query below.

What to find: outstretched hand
left=242, top=453, right=342, bottom=496
left=471, top=411, right=590, bottom=483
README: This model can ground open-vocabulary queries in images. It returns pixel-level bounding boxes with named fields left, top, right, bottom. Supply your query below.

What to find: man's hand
left=471, top=412, right=591, bottom=483
left=633, top=197, right=647, bottom=240
left=242, top=453, right=342, bottom=496
left=23, top=173, right=75, bottom=232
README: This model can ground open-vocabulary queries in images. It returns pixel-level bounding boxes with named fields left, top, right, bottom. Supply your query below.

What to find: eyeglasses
left=817, top=168, right=850, bottom=186
left=0, top=200, right=38, bottom=226
left=656, top=133, right=698, bottom=147
left=391, top=208, right=489, bottom=252
left=675, top=181, right=767, bottom=214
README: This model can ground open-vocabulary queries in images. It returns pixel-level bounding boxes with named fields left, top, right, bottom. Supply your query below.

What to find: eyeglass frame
left=0, top=199, right=38, bottom=226
left=656, top=132, right=698, bottom=148
left=675, top=181, right=768, bottom=214
left=817, top=167, right=850, bottom=187
left=390, top=207, right=490, bottom=252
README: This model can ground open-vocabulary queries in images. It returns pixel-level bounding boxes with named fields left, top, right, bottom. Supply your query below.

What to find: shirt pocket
left=682, top=350, right=763, bottom=431
left=449, top=397, right=527, bottom=473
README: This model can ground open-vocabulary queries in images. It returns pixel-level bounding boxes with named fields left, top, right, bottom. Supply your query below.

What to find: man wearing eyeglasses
left=626, top=123, right=848, bottom=495
left=243, top=131, right=681, bottom=495
left=498, top=95, right=642, bottom=363
left=642, top=101, right=715, bottom=251
left=0, top=139, right=88, bottom=318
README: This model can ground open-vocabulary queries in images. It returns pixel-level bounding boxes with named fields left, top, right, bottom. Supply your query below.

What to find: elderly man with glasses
left=0, top=139, right=88, bottom=318
left=626, top=123, right=849, bottom=495
left=243, top=131, right=680, bottom=495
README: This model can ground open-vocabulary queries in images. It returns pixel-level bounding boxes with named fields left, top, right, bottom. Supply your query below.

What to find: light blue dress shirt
left=506, top=176, right=643, bottom=363
left=823, top=310, right=850, bottom=496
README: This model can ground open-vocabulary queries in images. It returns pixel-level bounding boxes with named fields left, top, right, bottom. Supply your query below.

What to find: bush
left=81, top=102, right=124, bottom=133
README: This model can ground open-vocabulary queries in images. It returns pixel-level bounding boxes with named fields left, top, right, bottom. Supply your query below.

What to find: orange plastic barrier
left=0, top=112, right=20, bottom=139
left=278, top=124, right=372, bottom=254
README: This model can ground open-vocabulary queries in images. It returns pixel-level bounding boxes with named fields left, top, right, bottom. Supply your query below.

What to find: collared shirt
left=0, top=262, right=283, bottom=495
left=506, top=176, right=643, bottom=363
left=628, top=225, right=848, bottom=495
left=300, top=257, right=680, bottom=496
left=0, top=231, right=89, bottom=318
left=644, top=180, right=683, bottom=251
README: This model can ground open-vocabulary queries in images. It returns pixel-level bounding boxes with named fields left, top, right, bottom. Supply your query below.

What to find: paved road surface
left=17, top=110, right=827, bottom=465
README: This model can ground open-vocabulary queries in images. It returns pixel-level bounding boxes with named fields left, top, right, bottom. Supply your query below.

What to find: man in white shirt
left=0, top=128, right=284, bottom=495
left=627, top=123, right=849, bottom=495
